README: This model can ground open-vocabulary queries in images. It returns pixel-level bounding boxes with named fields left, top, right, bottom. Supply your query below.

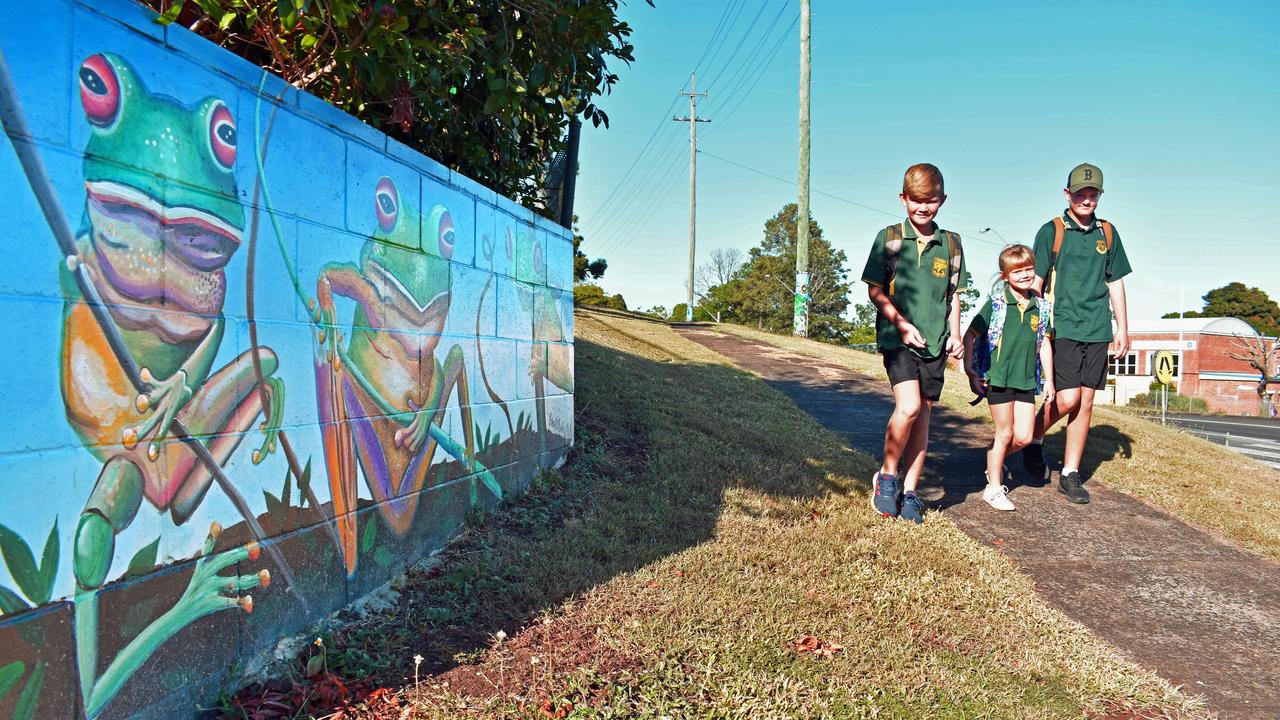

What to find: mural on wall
left=0, top=3, right=573, bottom=717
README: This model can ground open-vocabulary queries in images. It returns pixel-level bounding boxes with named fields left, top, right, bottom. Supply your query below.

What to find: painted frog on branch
left=61, top=53, right=281, bottom=716
left=313, top=176, right=500, bottom=576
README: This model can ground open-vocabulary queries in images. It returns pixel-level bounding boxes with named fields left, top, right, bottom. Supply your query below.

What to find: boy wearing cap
left=862, top=163, right=968, bottom=524
left=1022, top=163, right=1132, bottom=503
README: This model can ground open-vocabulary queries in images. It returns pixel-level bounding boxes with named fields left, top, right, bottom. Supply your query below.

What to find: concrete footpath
left=675, top=326, right=1280, bottom=720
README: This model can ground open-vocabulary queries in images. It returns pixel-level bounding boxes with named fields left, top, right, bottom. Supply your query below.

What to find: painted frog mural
left=311, top=176, right=500, bottom=576
left=61, top=53, right=283, bottom=716
left=508, top=227, right=573, bottom=394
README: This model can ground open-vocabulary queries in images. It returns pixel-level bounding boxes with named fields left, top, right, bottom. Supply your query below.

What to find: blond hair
left=902, top=163, right=944, bottom=199
left=998, top=244, right=1035, bottom=275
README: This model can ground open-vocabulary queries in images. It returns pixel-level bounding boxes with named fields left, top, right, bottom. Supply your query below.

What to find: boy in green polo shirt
left=964, top=244, right=1055, bottom=511
left=1022, top=163, right=1132, bottom=504
left=862, top=163, right=968, bottom=524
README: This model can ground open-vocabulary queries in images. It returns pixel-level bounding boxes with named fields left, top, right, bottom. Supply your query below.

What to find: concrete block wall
left=0, top=1, right=574, bottom=716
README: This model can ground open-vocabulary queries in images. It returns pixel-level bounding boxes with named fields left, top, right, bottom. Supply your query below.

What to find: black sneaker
left=1022, top=443, right=1048, bottom=481
left=900, top=492, right=925, bottom=524
left=1058, top=471, right=1090, bottom=504
left=872, top=472, right=900, bottom=517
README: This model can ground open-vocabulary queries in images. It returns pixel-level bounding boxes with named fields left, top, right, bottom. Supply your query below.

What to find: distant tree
left=723, top=204, right=852, bottom=341
left=573, top=217, right=607, bottom=283
left=670, top=303, right=689, bottom=322
left=1162, top=283, right=1280, bottom=336
left=643, top=305, right=668, bottom=319
left=574, top=283, right=624, bottom=310
left=1225, top=334, right=1280, bottom=416
left=849, top=302, right=876, bottom=345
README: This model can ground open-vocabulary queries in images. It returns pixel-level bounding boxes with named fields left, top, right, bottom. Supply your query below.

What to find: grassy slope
left=716, top=323, right=1280, bottom=562
left=375, top=310, right=1201, bottom=719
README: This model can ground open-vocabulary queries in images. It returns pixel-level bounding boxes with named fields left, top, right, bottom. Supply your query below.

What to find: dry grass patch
left=225, top=310, right=1207, bottom=719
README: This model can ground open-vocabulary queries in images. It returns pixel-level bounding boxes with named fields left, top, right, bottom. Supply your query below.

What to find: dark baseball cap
left=1067, top=163, right=1103, bottom=193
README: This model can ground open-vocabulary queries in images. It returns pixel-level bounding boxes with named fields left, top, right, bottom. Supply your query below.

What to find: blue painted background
left=0, top=1, right=574, bottom=717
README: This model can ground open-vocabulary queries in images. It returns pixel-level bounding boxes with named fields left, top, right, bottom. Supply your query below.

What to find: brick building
left=1101, top=317, right=1278, bottom=415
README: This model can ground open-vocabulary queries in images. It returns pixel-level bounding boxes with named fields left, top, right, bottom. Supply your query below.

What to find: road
left=1158, top=412, right=1280, bottom=469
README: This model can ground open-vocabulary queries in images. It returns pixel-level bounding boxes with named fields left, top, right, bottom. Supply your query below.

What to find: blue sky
left=574, top=0, right=1280, bottom=324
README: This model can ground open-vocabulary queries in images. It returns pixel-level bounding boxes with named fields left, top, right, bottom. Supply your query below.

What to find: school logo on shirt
left=1095, top=239, right=1108, bottom=254
left=931, top=257, right=948, bottom=277
left=1030, top=314, right=1040, bottom=332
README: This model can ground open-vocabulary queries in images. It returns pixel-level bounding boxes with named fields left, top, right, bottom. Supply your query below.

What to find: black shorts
left=1053, top=338, right=1109, bottom=390
left=987, top=386, right=1034, bottom=405
left=882, top=347, right=946, bottom=401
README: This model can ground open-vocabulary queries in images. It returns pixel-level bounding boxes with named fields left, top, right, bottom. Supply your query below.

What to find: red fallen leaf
left=559, top=700, right=574, bottom=717
left=674, top=570, right=685, bottom=577
left=645, top=579, right=660, bottom=589
left=992, top=539, right=1005, bottom=546
left=790, top=635, right=820, bottom=653
left=790, top=635, right=844, bottom=658
left=809, top=510, right=821, bottom=522
left=539, top=698, right=556, bottom=718
left=804, top=588, right=818, bottom=599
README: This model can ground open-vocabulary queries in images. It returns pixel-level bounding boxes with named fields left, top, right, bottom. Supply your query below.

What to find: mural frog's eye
left=375, top=176, right=399, bottom=232
left=438, top=211, right=455, bottom=259
left=79, top=54, right=121, bottom=128
left=207, top=101, right=236, bottom=170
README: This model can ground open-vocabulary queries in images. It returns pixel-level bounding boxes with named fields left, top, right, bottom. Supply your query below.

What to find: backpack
left=883, top=223, right=964, bottom=302
left=972, top=280, right=1050, bottom=394
left=1043, top=216, right=1114, bottom=323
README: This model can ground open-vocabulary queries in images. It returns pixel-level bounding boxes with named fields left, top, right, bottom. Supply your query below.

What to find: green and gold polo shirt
left=969, top=287, right=1043, bottom=392
left=1032, top=210, right=1131, bottom=343
left=862, top=220, right=969, bottom=358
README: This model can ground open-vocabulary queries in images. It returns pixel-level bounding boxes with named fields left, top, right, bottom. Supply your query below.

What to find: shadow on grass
left=224, top=334, right=870, bottom=716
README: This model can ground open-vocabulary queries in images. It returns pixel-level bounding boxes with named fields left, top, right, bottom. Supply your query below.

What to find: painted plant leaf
left=0, top=524, right=41, bottom=604
left=281, top=465, right=292, bottom=508
left=263, top=490, right=283, bottom=518
left=360, top=517, right=377, bottom=553
left=12, top=661, right=43, bottom=720
left=298, top=458, right=314, bottom=507
left=0, top=661, right=24, bottom=700
left=124, top=538, right=161, bottom=579
left=0, top=585, right=30, bottom=615
left=35, top=519, right=58, bottom=605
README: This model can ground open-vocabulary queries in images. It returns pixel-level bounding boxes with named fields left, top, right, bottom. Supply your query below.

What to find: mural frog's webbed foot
left=175, top=521, right=270, bottom=617
left=393, top=400, right=434, bottom=455
left=251, top=376, right=286, bottom=465
left=125, top=367, right=192, bottom=450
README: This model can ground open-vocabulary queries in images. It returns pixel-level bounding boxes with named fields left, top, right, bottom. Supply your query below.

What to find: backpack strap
left=1098, top=219, right=1114, bottom=252
left=883, top=223, right=903, bottom=296
left=942, top=230, right=963, bottom=303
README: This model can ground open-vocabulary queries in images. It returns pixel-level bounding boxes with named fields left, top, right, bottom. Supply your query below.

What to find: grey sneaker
left=1058, top=471, right=1090, bottom=504
left=872, top=472, right=900, bottom=517
left=900, top=492, right=925, bottom=524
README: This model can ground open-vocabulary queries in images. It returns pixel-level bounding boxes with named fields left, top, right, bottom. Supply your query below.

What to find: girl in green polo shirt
left=963, top=245, right=1056, bottom=511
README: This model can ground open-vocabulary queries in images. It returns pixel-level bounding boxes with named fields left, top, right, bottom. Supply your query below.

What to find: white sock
left=1062, top=467, right=1078, bottom=476
left=1029, top=437, right=1044, bottom=445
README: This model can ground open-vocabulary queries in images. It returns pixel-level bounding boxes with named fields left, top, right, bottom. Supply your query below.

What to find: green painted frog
left=61, top=52, right=280, bottom=717
left=313, top=176, right=499, bottom=576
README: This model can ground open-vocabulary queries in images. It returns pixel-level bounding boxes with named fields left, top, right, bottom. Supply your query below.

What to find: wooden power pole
left=793, top=0, right=811, bottom=336
left=674, top=74, right=709, bottom=322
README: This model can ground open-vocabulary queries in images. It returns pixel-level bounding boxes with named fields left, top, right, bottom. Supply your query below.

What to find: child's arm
left=962, top=329, right=987, bottom=397
left=1108, top=278, right=1129, bottom=357
left=945, top=291, right=964, bottom=359
left=1039, top=333, right=1056, bottom=405
left=868, top=284, right=926, bottom=350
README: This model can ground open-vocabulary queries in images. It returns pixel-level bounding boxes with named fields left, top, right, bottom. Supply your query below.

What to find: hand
left=945, top=335, right=964, bottom=360
left=896, top=319, right=926, bottom=350
left=1112, top=331, right=1130, bottom=358
left=968, top=372, right=989, bottom=397
left=1042, top=381, right=1056, bottom=406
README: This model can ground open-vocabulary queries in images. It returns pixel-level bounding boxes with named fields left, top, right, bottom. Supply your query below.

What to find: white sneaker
left=982, top=482, right=1016, bottom=511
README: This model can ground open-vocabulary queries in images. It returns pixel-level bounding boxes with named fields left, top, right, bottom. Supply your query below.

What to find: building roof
left=1134, top=317, right=1260, bottom=336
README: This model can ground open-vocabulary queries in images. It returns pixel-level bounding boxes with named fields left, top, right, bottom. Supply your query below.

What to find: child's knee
left=894, top=398, right=923, bottom=421
left=1012, top=429, right=1033, bottom=448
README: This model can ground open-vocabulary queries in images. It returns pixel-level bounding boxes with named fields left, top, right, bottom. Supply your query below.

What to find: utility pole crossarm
left=674, top=73, right=711, bottom=323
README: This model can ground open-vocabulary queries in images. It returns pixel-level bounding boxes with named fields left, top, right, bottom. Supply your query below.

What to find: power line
left=587, top=124, right=684, bottom=243
left=696, top=149, right=1004, bottom=247
left=587, top=92, right=682, bottom=220
left=701, top=2, right=795, bottom=118
left=703, top=0, right=772, bottom=90
left=689, top=0, right=741, bottom=79
left=704, top=13, right=798, bottom=135
left=695, top=0, right=748, bottom=88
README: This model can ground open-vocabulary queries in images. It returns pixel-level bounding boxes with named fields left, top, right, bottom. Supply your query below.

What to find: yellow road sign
left=1154, top=350, right=1176, bottom=385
